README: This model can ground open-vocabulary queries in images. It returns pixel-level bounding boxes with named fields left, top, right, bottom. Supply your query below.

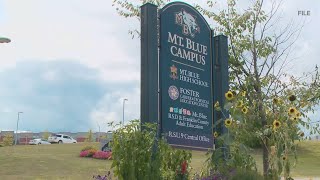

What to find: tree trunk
left=253, top=37, right=269, bottom=177
left=262, top=135, right=269, bottom=178
left=257, top=92, right=269, bottom=178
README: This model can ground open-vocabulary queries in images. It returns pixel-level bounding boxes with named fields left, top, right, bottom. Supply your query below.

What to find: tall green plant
left=158, top=140, right=192, bottom=179
left=2, top=133, right=14, bottom=146
left=42, top=130, right=50, bottom=140
left=86, top=129, right=94, bottom=142
left=110, top=120, right=192, bottom=180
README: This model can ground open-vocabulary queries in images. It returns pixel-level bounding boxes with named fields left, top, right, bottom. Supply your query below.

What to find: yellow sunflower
left=236, top=100, right=243, bottom=108
left=242, top=106, right=248, bottom=114
left=225, top=118, right=232, bottom=127
left=282, top=156, right=287, bottom=161
left=296, top=111, right=301, bottom=118
left=214, top=101, right=220, bottom=108
left=299, top=131, right=305, bottom=137
left=213, top=131, right=219, bottom=138
left=288, top=107, right=297, bottom=116
left=290, top=117, right=298, bottom=121
left=273, top=120, right=281, bottom=129
left=225, top=91, right=234, bottom=101
left=273, top=97, right=279, bottom=104
left=288, top=94, right=296, bottom=102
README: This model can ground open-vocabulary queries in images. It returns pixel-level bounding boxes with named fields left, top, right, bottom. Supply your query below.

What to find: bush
left=80, top=150, right=112, bottom=160
left=229, top=168, right=263, bottom=180
left=79, top=149, right=99, bottom=158
left=81, top=145, right=97, bottom=152
left=194, top=168, right=262, bottom=180
left=80, top=150, right=89, bottom=157
left=87, top=149, right=97, bottom=157
left=2, top=134, right=14, bottom=146
left=110, top=120, right=192, bottom=180
left=92, top=151, right=112, bottom=160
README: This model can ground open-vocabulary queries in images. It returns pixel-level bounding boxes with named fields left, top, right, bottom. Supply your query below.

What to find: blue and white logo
left=175, top=9, right=200, bottom=37
left=168, top=85, right=179, bottom=100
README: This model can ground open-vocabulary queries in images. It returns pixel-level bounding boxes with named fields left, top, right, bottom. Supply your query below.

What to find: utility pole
left=122, top=98, right=128, bottom=126
left=15, top=112, right=23, bottom=145
left=96, top=121, right=101, bottom=142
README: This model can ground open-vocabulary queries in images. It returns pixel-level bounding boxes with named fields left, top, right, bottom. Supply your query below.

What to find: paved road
left=282, top=178, right=320, bottom=180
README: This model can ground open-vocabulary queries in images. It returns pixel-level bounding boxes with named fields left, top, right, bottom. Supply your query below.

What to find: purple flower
left=92, top=171, right=112, bottom=180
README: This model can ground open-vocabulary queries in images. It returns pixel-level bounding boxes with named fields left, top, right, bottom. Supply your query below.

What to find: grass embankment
left=0, top=141, right=319, bottom=179
left=0, top=143, right=110, bottom=180
left=252, top=141, right=320, bottom=178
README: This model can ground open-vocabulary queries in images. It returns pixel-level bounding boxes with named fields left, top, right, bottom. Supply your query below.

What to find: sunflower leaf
left=224, top=102, right=233, bottom=111
left=213, top=118, right=223, bottom=128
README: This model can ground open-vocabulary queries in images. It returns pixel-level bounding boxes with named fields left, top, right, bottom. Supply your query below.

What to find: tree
left=86, top=129, right=94, bottom=142
left=112, top=0, right=320, bottom=178
left=2, top=133, right=14, bottom=146
left=198, top=0, right=320, bottom=178
left=42, top=130, right=50, bottom=140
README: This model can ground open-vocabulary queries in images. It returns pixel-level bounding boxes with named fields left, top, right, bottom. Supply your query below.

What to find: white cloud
left=1, top=107, right=12, bottom=113
left=0, top=0, right=319, bottom=132
left=42, top=70, right=58, bottom=81
left=0, top=0, right=140, bottom=83
left=89, top=87, right=140, bottom=132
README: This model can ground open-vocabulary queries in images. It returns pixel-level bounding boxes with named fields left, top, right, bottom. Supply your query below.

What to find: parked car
left=48, top=134, right=77, bottom=144
left=29, top=138, right=51, bottom=145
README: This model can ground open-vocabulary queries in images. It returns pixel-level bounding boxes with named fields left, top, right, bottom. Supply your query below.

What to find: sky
left=0, top=0, right=319, bottom=133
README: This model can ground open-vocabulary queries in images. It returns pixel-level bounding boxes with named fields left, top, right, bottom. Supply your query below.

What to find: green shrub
left=229, top=168, right=263, bottom=180
left=86, top=129, right=94, bottom=142
left=110, top=120, right=192, bottom=180
left=81, top=145, right=97, bottom=152
left=2, top=134, right=14, bottom=146
left=87, top=149, right=97, bottom=157
left=42, top=130, right=50, bottom=140
left=158, top=140, right=192, bottom=180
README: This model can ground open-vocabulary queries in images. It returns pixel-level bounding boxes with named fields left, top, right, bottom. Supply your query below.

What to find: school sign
left=141, top=2, right=229, bottom=150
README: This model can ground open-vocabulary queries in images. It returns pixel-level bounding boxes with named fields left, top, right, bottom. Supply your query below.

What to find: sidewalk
left=282, top=178, right=320, bottom=180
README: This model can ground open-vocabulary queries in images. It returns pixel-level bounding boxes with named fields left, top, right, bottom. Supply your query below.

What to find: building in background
left=18, top=131, right=33, bottom=145
left=0, top=131, right=109, bottom=144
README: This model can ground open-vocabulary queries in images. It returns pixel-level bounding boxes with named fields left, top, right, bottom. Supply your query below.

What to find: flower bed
left=80, top=150, right=90, bottom=157
left=80, top=149, right=112, bottom=160
left=93, top=151, right=112, bottom=160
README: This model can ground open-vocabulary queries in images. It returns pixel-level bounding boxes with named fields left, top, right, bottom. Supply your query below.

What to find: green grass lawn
left=251, top=141, right=320, bottom=178
left=0, top=141, right=320, bottom=179
left=289, top=141, right=320, bottom=177
left=0, top=143, right=111, bottom=180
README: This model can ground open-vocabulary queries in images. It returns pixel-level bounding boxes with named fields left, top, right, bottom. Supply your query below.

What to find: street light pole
left=96, top=121, right=101, bottom=142
left=15, top=112, right=23, bottom=145
left=122, top=98, right=128, bottom=126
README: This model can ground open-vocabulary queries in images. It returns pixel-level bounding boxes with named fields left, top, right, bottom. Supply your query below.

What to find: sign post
left=141, top=2, right=228, bottom=151
left=159, top=2, right=213, bottom=150
left=213, top=34, right=229, bottom=156
left=140, top=3, right=159, bottom=126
